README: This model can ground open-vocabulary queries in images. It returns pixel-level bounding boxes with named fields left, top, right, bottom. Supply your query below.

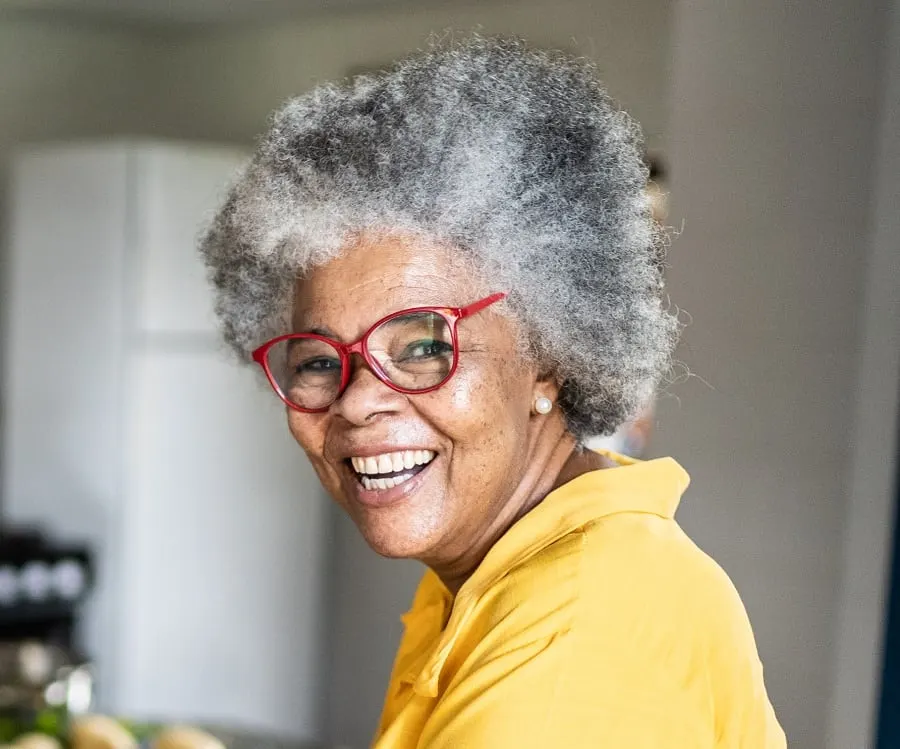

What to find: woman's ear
left=531, top=369, right=562, bottom=414
left=534, top=366, right=561, bottom=399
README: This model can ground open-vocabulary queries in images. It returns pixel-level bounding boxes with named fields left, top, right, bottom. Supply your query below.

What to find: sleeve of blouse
left=416, top=519, right=787, bottom=749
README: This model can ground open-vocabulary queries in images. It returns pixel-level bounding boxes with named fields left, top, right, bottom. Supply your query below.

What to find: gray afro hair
left=199, top=34, right=678, bottom=440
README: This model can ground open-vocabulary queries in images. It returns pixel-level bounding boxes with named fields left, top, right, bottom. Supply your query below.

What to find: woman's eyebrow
left=295, top=324, right=337, bottom=338
left=378, top=311, right=434, bottom=328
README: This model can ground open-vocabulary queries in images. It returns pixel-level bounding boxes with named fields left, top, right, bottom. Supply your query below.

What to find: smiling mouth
left=347, top=449, right=436, bottom=491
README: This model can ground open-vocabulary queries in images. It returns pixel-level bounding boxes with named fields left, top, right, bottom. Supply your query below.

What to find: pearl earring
left=534, top=396, right=553, bottom=415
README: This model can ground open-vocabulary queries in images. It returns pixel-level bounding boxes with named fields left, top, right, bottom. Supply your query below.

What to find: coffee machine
left=0, top=526, right=94, bottom=724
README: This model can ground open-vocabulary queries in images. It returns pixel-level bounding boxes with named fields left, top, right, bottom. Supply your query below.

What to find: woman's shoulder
left=434, top=502, right=784, bottom=746
left=577, top=511, right=749, bottom=632
left=472, top=508, right=761, bottom=684
left=572, top=513, right=770, bottom=710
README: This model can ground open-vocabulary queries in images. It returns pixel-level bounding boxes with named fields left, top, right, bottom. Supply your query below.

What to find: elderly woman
left=200, top=36, right=785, bottom=749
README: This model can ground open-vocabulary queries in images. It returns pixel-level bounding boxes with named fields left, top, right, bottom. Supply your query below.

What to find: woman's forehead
left=292, top=233, right=483, bottom=331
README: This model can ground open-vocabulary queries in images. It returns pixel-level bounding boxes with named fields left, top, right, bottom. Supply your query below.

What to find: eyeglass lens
left=266, top=311, right=455, bottom=410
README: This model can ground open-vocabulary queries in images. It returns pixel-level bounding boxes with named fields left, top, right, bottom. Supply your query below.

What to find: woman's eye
left=398, top=339, right=453, bottom=361
left=296, top=357, right=340, bottom=374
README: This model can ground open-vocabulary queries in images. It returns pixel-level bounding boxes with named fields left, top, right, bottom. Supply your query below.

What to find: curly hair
left=199, top=34, right=678, bottom=440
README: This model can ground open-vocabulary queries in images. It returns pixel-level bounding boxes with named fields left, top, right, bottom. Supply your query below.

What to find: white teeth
left=350, top=450, right=435, bottom=475
left=360, top=471, right=417, bottom=491
left=351, top=449, right=436, bottom=490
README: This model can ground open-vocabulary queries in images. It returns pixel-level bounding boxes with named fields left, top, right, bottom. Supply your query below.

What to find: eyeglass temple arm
left=457, top=292, right=508, bottom=319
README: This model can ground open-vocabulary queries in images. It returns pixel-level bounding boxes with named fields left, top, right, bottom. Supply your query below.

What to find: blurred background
left=0, top=1, right=897, bottom=749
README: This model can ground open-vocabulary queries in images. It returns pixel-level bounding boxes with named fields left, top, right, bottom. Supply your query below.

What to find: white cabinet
left=133, top=146, right=244, bottom=333
left=2, top=141, right=328, bottom=740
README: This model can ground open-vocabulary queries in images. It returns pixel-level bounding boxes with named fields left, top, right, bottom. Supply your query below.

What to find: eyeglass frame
left=252, top=291, right=508, bottom=413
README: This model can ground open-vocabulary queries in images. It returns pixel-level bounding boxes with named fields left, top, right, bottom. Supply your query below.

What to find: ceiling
left=0, top=0, right=411, bottom=26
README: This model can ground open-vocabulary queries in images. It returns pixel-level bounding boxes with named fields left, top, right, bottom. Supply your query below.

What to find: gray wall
left=829, top=0, right=900, bottom=746
left=0, top=19, right=160, bottom=150
left=657, top=2, right=891, bottom=748
left=141, top=0, right=673, bottom=152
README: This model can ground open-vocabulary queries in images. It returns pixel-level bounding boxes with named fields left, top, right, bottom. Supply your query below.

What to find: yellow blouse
left=373, top=452, right=787, bottom=748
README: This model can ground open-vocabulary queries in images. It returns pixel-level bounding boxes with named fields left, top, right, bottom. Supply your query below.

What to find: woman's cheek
left=445, top=364, right=504, bottom=423
left=447, top=377, right=476, bottom=415
left=287, top=410, right=324, bottom=448
left=287, top=414, right=332, bottom=476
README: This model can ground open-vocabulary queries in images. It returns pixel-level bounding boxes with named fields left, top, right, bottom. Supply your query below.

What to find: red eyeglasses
left=252, top=292, right=507, bottom=413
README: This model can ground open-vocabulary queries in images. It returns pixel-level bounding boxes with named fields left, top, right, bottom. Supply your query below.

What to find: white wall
left=658, top=2, right=889, bottom=748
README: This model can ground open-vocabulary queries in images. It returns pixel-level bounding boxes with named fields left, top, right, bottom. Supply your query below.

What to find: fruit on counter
left=0, top=715, right=227, bottom=749
left=68, top=716, right=137, bottom=749
left=152, top=727, right=225, bottom=749
left=12, top=734, right=62, bottom=749
left=112, top=721, right=159, bottom=743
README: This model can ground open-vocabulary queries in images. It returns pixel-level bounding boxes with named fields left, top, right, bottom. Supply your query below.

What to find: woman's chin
left=350, top=506, right=444, bottom=560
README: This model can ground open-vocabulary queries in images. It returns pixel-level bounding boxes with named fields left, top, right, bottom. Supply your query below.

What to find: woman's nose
left=330, top=354, right=405, bottom=424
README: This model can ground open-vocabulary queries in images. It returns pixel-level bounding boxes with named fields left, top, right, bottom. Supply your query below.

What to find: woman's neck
left=551, top=443, right=619, bottom=491
left=431, top=423, right=614, bottom=596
